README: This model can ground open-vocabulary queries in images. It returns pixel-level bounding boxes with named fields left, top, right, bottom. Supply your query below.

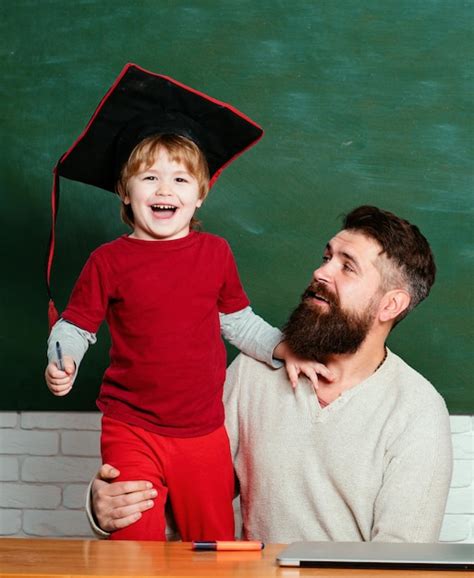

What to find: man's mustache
left=302, top=281, right=337, bottom=307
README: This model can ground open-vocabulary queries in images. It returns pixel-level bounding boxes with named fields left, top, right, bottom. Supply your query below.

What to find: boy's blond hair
left=116, top=134, right=210, bottom=230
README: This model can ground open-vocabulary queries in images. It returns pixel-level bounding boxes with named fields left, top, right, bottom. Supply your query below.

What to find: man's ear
left=379, top=289, right=411, bottom=323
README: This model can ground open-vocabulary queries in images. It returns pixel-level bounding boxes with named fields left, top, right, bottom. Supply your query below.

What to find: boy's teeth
left=151, top=204, right=177, bottom=211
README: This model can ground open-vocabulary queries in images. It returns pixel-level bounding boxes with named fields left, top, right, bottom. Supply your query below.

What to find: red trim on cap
left=46, top=165, right=60, bottom=330
left=46, top=166, right=58, bottom=290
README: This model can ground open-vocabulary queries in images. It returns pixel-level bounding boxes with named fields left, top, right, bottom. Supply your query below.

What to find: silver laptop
left=277, top=541, right=474, bottom=569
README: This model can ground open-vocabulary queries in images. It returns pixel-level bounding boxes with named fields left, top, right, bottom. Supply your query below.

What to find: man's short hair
left=343, top=205, right=436, bottom=321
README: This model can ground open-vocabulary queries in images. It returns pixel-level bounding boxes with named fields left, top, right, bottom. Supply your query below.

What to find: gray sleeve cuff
left=85, top=477, right=111, bottom=539
left=47, top=319, right=97, bottom=384
left=220, top=306, right=284, bottom=368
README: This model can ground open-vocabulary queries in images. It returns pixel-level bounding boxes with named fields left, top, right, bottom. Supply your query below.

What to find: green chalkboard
left=1, top=0, right=473, bottom=413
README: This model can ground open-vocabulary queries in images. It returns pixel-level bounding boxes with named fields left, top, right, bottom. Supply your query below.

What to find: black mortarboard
left=46, top=63, right=263, bottom=327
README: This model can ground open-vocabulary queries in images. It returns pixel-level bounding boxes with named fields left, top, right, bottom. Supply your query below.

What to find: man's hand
left=44, top=355, right=76, bottom=396
left=91, top=464, right=157, bottom=532
left=274, top=341, right=334, bottom=391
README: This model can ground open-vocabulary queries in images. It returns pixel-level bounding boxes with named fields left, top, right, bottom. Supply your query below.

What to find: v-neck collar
left=308, top=349, right=394, bottom=423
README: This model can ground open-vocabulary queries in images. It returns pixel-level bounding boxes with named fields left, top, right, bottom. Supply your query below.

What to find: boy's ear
left=116, top=182, right=130, bottom=205
left=379, top=289, right=411, bottom=323
left=196, top=198, right=203, bottom=208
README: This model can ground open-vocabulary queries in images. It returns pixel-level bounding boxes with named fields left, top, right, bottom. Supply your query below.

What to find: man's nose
left=312, top=263, right=331, bottom=284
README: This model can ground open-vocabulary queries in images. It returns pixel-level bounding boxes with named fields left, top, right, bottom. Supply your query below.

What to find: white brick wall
left=0, top=412, right=101, bottom=537
left=0, top=412, right=472, bottom=541
left=440, top=416, right=474, bottom=543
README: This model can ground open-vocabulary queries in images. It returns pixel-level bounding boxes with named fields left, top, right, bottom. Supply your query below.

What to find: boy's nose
left=155, top=181, right=172, bottom=195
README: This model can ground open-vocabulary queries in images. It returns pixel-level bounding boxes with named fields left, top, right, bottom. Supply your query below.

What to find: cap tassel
left=48, top=299, right=59, bottom=330
left=46, top=164, right=61, bottom=332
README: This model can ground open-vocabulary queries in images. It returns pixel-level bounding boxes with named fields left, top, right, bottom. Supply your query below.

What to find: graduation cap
left=46, top=62, right=264, bottom=328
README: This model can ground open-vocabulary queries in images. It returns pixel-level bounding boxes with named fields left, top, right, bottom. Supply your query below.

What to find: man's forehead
left=327, top=230, right=383, bottom=261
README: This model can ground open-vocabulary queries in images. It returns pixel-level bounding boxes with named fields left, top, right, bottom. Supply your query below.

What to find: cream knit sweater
left=224, top=349, right=452, bottom=543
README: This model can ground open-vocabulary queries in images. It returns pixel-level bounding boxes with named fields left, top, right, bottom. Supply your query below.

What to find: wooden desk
left=0, top=538, right=471, bottom=578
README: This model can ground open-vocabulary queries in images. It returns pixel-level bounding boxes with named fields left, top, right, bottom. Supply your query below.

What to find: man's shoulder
left=387, top=349, right=447, bottom=410
left=224, top=354, right=286, bottom=415
left=226, top=353, right=282, bottom=391
left=228, top=352, right=275, bottom=376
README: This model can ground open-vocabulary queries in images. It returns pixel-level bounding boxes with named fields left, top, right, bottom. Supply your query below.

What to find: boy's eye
left=144, top=175, right=157, bottom=181
left=175, top=177, right=188, bottom=183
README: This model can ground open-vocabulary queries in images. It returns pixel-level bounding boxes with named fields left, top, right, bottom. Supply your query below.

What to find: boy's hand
left=274, top=341, right=334, bottom=391
left=44, top=355, right=76, bottom=396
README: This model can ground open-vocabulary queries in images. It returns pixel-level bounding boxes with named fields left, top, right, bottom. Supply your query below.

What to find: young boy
left=44, top=64, right=327, bottom=541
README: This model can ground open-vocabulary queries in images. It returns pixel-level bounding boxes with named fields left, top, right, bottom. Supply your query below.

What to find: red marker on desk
left=192, top=541, right=264, bottom=551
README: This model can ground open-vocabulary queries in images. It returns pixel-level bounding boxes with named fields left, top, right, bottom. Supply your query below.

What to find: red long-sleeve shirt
left=62, top=231, right=249, bottom=437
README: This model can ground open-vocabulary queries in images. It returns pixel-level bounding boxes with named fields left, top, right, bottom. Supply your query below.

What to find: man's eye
left=343, top=263, right=354, bottom=272
left=322, top=255, right=330, bottom=263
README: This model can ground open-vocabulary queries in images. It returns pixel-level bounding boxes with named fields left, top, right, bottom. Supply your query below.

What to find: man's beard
left=283, top=281, right=377, bottom=361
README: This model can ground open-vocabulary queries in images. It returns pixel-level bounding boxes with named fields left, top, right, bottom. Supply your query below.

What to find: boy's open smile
left=150, top=203, right=178, bottom=218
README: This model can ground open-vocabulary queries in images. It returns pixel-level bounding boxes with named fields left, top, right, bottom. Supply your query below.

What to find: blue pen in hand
left=56, top=341, right=65, bottom=371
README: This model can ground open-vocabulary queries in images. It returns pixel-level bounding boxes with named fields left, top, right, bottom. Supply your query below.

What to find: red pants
left=101, top=416, right=235, bottom=541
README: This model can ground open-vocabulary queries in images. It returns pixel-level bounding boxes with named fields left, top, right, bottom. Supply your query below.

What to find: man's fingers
left=109, top=495, right=155, bottom=518
left=110, top=512, right=142, bottom=531
left=102, top=480, right=154, bottom=497
left=108, top=511, right=144, bottom=531
left=97, top=464, right=120, bottom=481
left=108, top=487, right=157, bottom=507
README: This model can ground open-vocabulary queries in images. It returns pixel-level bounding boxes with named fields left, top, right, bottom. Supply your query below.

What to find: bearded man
left=88, top=205, right=453, bottom=543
